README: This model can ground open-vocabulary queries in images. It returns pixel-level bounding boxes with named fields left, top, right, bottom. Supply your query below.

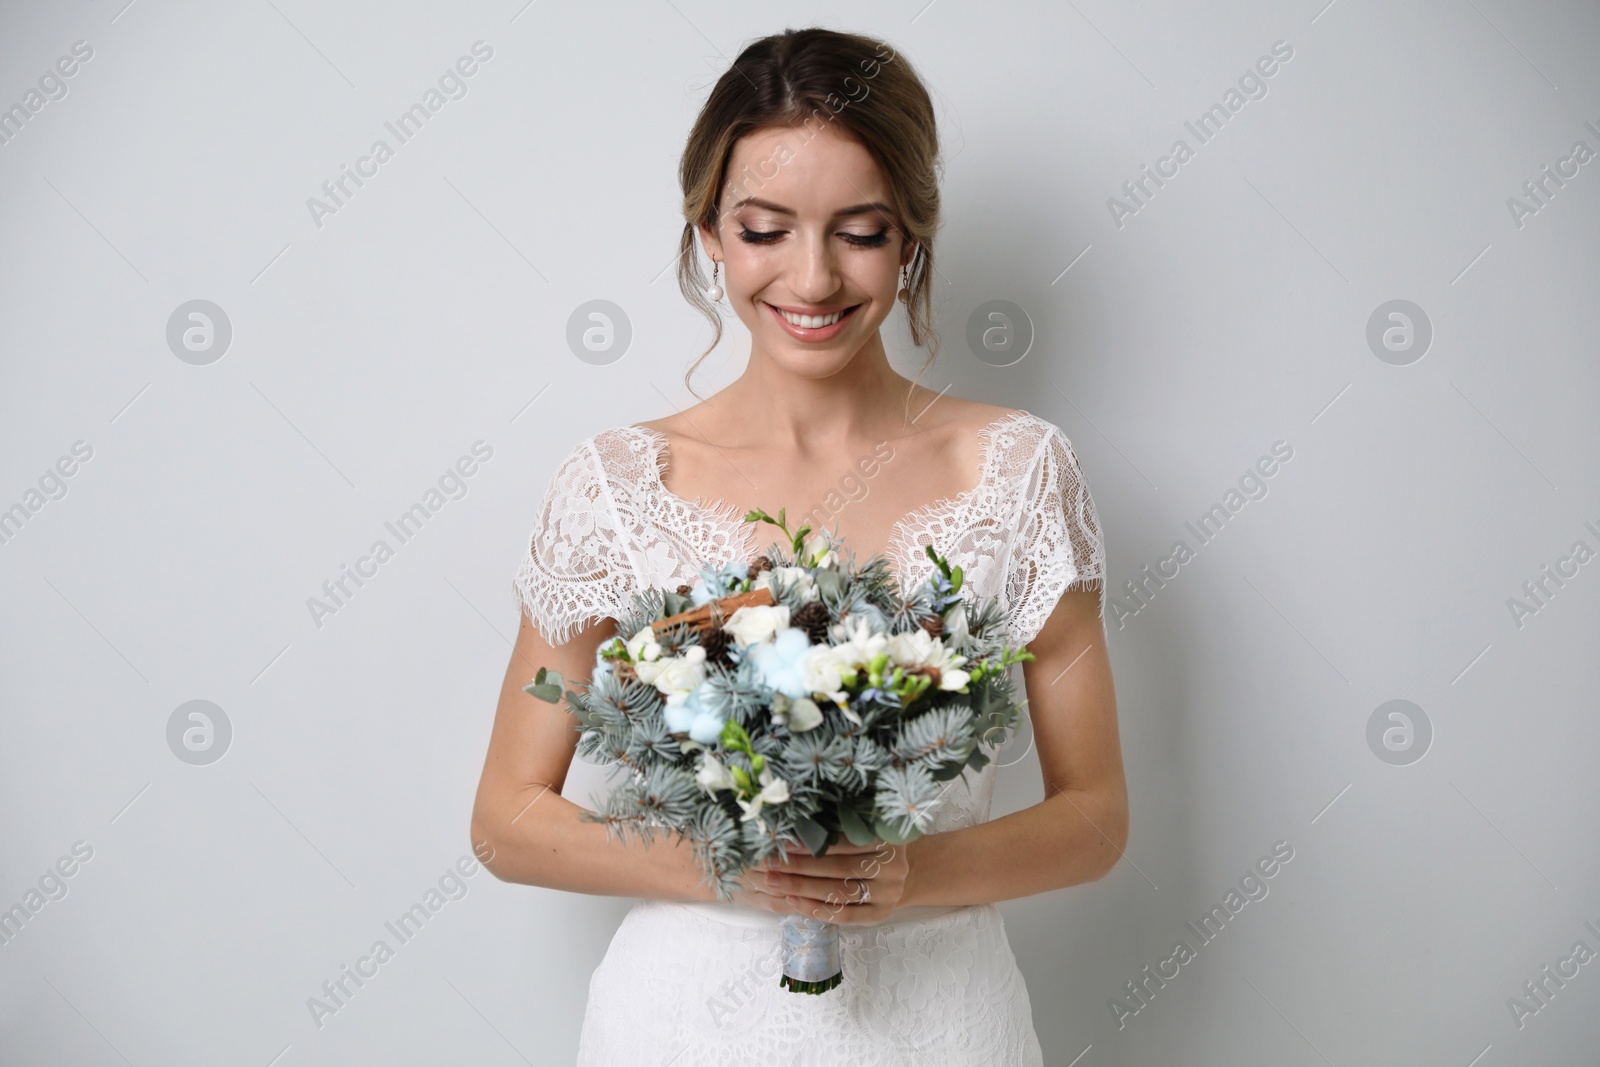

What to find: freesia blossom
left=887, top=628, right=971, bottom=691
left=772, top=694, right=823, bottom=732
left=797, top=645, right=854, bottom=704
left=943, top=601, right=970, bottom=648
left=736, top=766, right=792, bottom=831
left=695, top=752, right=736, bottom=796
left=723, top=604, right=791, bottom=647
left=833, top=615, right=890, bottom=664
left=636, top=644, right=707, bottom=705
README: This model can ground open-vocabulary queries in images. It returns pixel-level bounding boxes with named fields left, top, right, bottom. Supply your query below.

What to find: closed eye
left=736, top=226, right=891, bottom=248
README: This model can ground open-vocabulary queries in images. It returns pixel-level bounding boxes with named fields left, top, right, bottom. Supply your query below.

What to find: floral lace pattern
left=576, top=900, right=1044, bottom=1066
left=509, top=408, right=1105, bottom=1063
left=511, top=409, right=1106, bottom=649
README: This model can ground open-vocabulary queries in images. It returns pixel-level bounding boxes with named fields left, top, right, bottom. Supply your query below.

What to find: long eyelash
left=735, top=226, right=892, bottom=248
left=844, top=228, right=891, bottom=248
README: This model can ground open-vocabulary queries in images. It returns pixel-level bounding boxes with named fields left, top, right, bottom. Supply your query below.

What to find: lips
left=766, top=302, right=860, bottom=327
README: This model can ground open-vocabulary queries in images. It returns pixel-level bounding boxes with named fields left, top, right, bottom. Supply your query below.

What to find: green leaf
left=928, top=760, right=968, bottom=782
left=838, top=805, right=877, bottom=846
left=793, top=814, right=830, bottom=856
left=522, top=667, right=564, bottom=703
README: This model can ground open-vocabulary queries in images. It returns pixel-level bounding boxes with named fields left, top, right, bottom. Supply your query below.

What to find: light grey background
left=2, top=1, right=1597, bottom=1064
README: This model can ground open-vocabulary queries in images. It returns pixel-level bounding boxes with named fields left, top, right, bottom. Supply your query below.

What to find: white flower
left=625, top=625, right=662, bottom=664
left=695, top=753, right=736, bottom=796
left=944, top=602, right=970, bottom=648
left=887, top=628, right=971, bottom=691
left=796, top=645, right=854, bottom=704
left=772, top=694, right=823, bottom=732
left=736, top=766, right=792, bottom=831
left=752, top=565, right=818, bottom=604
left=635, top=644, right=707, bottom=705
left=833, top=615, right=889, bottom=664
left=723, top=603, right=791, bottom=647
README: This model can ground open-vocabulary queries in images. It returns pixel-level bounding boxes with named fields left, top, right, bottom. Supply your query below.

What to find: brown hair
left=675, top=27, right=943, bottom=405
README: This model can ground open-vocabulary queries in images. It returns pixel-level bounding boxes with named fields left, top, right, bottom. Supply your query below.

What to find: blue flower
left=663, top=682, right=727, bottom=744
left=747, top=627, right=813, bottom=700
left=691, top=559, right=750, bottom=607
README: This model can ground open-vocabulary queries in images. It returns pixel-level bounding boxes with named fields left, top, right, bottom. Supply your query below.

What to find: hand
left=752, top=839, right=911, bottom=926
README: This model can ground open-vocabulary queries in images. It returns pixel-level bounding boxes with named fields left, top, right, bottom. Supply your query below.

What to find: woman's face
left=699, top=122, right=913, bottom=377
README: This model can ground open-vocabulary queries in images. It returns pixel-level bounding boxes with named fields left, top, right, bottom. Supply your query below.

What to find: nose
left=787, top=228, right=843, bottom=304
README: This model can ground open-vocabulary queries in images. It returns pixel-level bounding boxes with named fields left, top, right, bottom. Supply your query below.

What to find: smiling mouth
left=766, top=303, right=861, bottom=329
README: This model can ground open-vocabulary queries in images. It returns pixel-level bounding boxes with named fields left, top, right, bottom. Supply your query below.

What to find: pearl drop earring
left=897, top=263, right=910, bottom=304
left=705, top=260, right=724, bottom=302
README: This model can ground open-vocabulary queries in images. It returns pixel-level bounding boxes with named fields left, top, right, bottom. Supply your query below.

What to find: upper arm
left=1004, top=424, right=1125, bottom=845
left=1022, top=589, right=1122, bottom=804
left=472, top=610, right=617, bottom=832
left=473, top=439, right=632, bottom=835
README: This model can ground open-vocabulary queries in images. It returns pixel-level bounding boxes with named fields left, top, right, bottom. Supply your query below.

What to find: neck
left=713, top=334, right=933, bottom=447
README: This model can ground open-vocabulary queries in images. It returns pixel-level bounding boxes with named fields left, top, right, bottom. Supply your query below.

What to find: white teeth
left=776, top=306, right=847, bottom=328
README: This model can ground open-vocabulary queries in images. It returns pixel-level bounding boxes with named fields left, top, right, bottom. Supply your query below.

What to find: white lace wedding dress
left=512, top=408, right=1106, bottom=1066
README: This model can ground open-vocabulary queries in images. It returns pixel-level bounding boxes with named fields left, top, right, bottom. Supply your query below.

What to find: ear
left=900, top=241, right=917, bottom=269
left=698, top=219, right=725, bottom=263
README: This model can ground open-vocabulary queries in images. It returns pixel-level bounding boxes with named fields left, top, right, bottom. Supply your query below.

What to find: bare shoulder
left=907, top=394, right=1024, bottom=438
left=634, top=403, right=723, bottom=444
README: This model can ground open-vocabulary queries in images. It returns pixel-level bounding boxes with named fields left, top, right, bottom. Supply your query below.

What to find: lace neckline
left=624, top=409, right=1033, bottom=572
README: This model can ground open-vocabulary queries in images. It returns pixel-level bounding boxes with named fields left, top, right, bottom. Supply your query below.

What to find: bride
left=471, top=26, right=1127, bottom=1065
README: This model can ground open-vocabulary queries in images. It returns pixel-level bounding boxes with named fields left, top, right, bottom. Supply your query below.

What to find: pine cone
left=792, top=600, right=832, bottom=645
left=700, top=626, right=731, bottom=665
left=748, top=555, right=774, bottom=579
left=675, top=584, right=693, bottom=597
left=919, top=614, right=945, bottom=639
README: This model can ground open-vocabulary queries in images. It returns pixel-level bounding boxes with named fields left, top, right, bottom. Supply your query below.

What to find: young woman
left=472, top=27, right=1127, bottom=1065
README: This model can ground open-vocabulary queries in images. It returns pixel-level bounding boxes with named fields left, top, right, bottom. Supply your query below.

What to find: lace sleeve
left=510, top=438, right=631, bottom=646
left=1003, top=424, right=1107, bottom=646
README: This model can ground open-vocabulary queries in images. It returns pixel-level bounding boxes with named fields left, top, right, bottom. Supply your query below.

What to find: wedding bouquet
left=524, top=509, right=1035, bottom=994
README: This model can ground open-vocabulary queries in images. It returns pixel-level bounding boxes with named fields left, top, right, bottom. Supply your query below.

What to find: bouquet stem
left=778, top=913, right=842, bottom=994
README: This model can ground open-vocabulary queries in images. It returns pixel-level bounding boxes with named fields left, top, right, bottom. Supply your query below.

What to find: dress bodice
left=512, top=408, right=1107, bottom=834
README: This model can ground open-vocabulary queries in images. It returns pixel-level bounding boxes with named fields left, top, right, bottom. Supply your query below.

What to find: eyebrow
left=730, top=197, right=897, bottom=219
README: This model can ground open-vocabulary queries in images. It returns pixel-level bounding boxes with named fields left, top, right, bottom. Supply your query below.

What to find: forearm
left=472, top=783, right=720, bottom=903
left=903, top=785, right=1126, bottom=907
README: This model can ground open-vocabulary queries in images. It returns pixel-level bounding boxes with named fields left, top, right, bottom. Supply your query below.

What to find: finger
left=786, top=895, right=885, bottom=925
left=767, top=870, right=874, bottom=904
left=766, top=853, right=891, bottom=879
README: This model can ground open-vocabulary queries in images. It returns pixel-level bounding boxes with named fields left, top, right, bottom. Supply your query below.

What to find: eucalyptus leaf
left=838, top=804, right=877, bottom=846
left=793, top=814, right=830, bottom=856
left=522, top=667, right=564, bottom=704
